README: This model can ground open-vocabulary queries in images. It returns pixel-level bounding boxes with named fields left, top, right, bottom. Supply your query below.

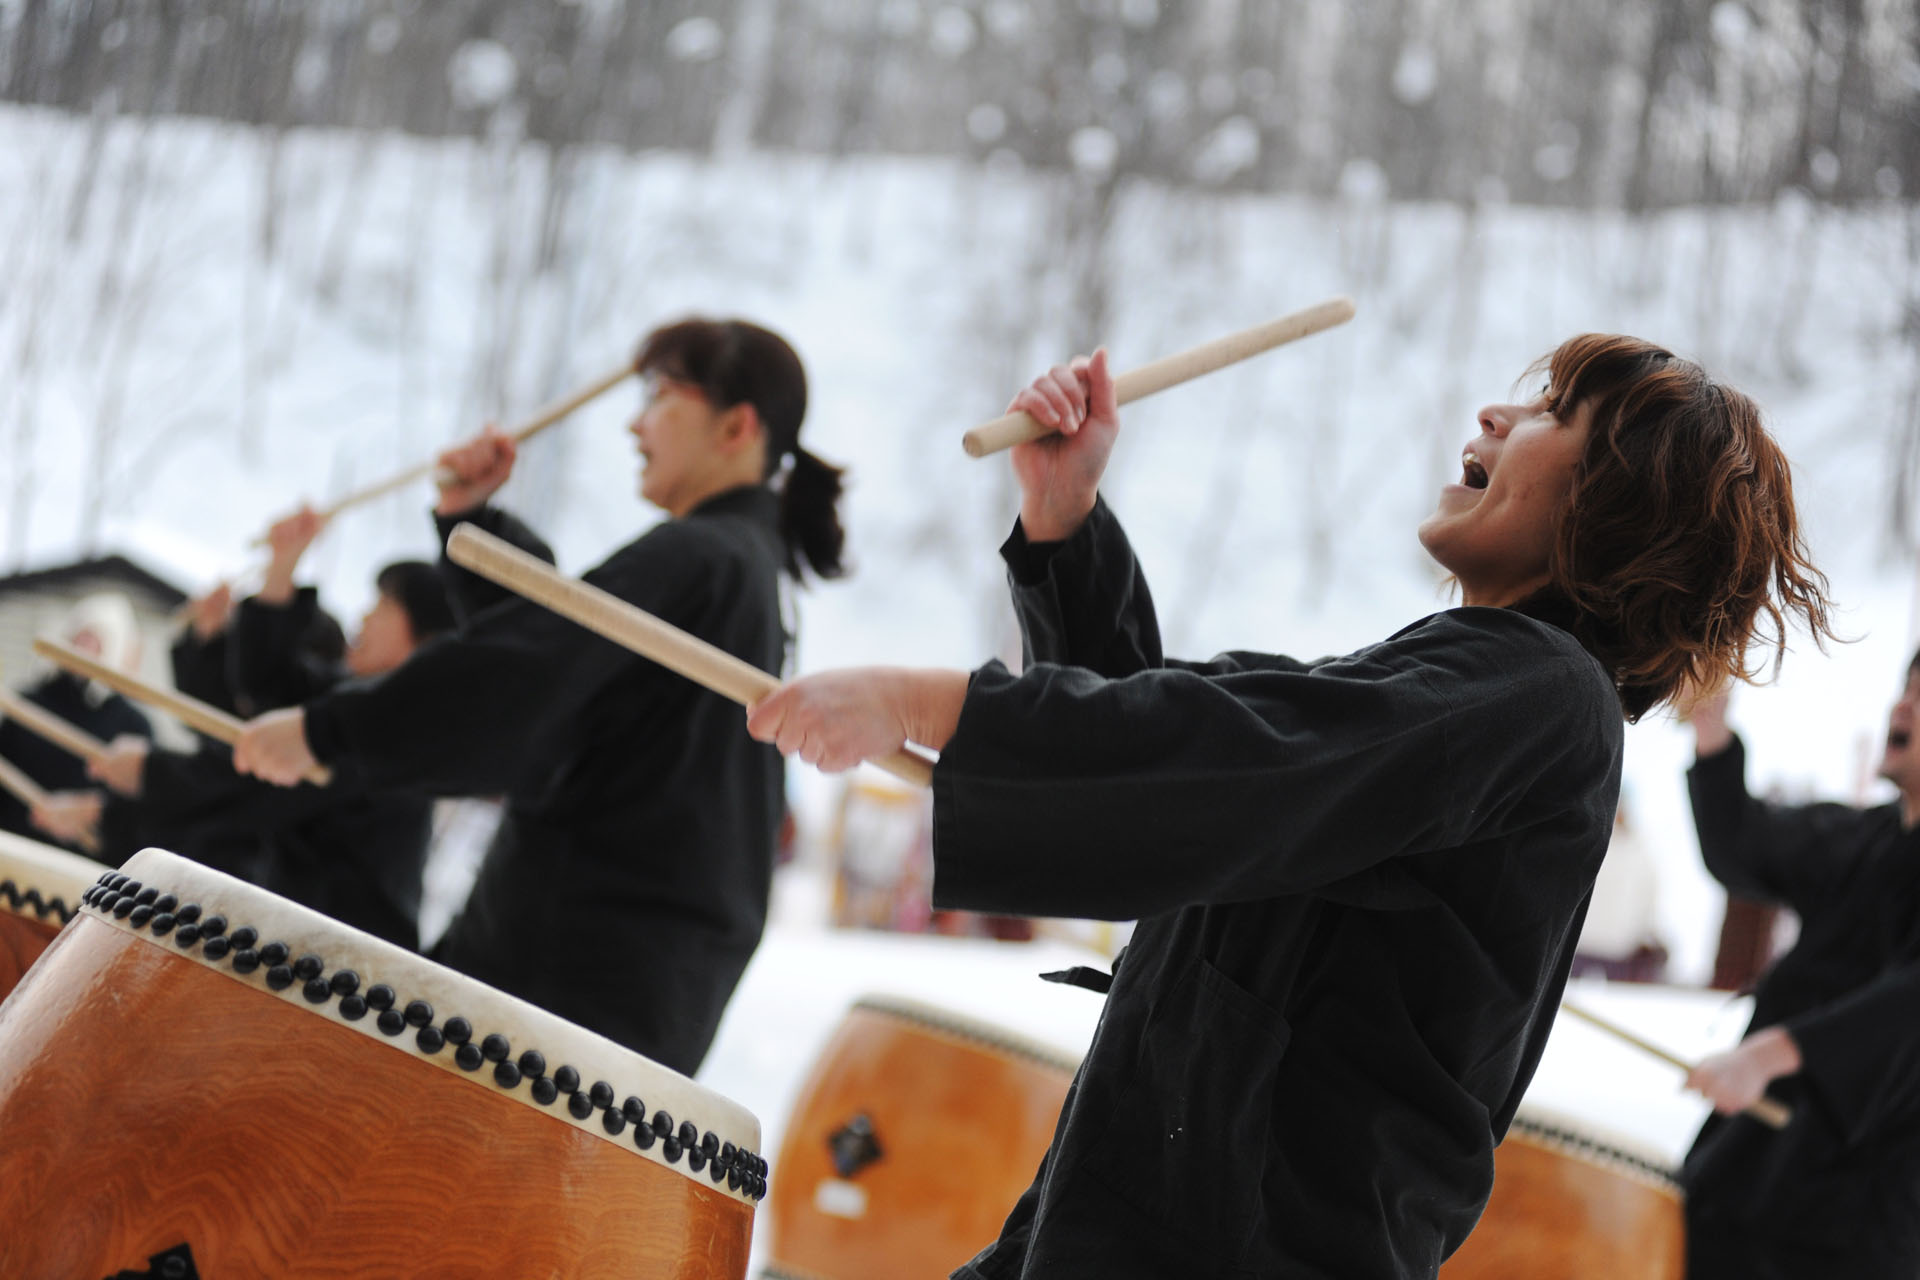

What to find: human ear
left=719, top=403, right=763, bottom=453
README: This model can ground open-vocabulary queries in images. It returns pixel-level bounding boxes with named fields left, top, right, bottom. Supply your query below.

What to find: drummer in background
left=746, top=336, right=1834, bottom=1277
left=3, top=592, right=153, bottom=853
left=1681, top=673, right=1920, bottom=1279
left=232, top=318, right=848, bottom=1077
left=120, top=580, right=351, bottom=880
left=46, top=510, right=455, bottom=950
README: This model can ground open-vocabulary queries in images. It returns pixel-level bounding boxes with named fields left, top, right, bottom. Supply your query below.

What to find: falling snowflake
left=448, top=39, right=517, bottom=110
left=1192, top=116, right=1260, bottom=184
left=664, top=17, right=725, bottom=62
left=929, top=7, right=977, bottom=56
left=1069, top=126, right=1120, bottom=177
left=967, top=103, right=1008, bottom=144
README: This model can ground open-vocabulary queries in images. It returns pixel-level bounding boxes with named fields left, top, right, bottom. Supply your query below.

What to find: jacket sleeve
left=1002, top=499, right=1317, bottom=679
left=169, top=629, right=235, bottom=713
left=136, top=743, right=337, bottom=830
left=435, top=504, right=558, bottom=624
left=931, top=611, right=1617, bottom=921
left=230, top=588, right=338, bottom=712
left=304, top=518, right=721, bottom=797
left=1686, top=735, right=1874, bottom=915
left=1785, top=961, right=1920, bottom=1147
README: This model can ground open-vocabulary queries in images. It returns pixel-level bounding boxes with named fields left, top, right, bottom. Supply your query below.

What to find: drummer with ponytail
left=236, top=316, right=847, bottom=1076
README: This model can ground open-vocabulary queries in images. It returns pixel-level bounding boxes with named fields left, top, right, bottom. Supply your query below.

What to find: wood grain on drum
left=1439, top=1120, right=1686, bottom=1280
left=0, top=914, right=56, bottom=1001
left=768, top=1000, right=1075, bottom=1280
left=0, top=917, right=753, bottom=1279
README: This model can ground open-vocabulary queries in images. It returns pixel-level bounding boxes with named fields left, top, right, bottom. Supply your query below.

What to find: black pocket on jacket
left=1080, top=956, right=1291, bottom=1261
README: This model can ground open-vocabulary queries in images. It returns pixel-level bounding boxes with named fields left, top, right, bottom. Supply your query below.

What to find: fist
left=232, top=707, right=318, bottom=787
left=435, top=427, right=517, bottom=516
left=87, top=734, right=150, bottom=798
left=265, top=504, right=329, bottom=566
left=30, top=790, right=103, bottom=847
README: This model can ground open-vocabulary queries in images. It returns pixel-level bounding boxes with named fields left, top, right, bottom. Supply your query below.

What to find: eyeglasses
left=640, top=372, right=710, bottom=407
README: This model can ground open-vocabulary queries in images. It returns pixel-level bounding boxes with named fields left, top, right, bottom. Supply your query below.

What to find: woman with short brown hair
left=748, top=334, right=1833, bottom=1277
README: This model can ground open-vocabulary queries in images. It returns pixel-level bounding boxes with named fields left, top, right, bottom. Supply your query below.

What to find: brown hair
left=1529, top=334, right=1834, bottom=722
left=635, top=318, right=848, bottom=581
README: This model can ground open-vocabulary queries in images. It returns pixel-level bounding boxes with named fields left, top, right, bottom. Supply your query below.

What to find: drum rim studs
left=74, top=870, right=772, bottom=1205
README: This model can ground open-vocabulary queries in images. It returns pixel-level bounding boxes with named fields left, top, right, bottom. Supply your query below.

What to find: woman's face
left=1418, top=394, right=1591, bottom=608
left=628, top=375, right=737, bottom=517
left=346, top=594, right=416, bottom=677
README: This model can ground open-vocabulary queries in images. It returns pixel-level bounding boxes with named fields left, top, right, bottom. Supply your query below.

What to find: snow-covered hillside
left=4, top=104, right=1918, bottom=979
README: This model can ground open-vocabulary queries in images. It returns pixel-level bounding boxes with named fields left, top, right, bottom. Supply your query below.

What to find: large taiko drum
left=1441, top=1102, right=1685, bottom=1278
left=765, top=995, right=1079, bottom=1280
left=0, top=829, right=101, bottom=998
left=0, top=847, right=767, bottom=1278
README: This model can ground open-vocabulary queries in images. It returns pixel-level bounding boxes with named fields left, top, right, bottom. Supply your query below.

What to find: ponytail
left=779, top=447, right=848, bottom=582
left=636, top=316, right=848, bottom=582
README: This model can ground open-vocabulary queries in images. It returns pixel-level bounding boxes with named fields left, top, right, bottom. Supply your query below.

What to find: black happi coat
left=0, top=672, right=152, bottom=851
left=105, top=743, right=429, bottom=949
left=301, top=489, right=786, bottom=1075
left=169, top=627, right=236, bottom=714
left=104, top=591, right=430, bottom=948
left=933, top=501, right=1622, bottom=1280
left=1682, top=737, right=1920, bottom=1279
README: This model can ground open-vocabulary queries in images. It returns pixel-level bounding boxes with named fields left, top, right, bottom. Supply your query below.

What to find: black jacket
left=106, top=741, right=428, bottom=949
left=933, top=501, right=1622, bottom=1279
left=0, top=672, right=152, bottom=853
left=1681, top=736, right=1920, bottom=1279
left=301, top=489, right=787, bottom=1075
left=107, top=589, right=429, bottom=948
left=169, top=628, right=236, bottom=715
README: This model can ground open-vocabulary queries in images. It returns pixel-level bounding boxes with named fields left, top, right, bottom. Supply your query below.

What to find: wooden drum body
left=0, top=831, right=99, bottom=999
left=1441, top=1104, right=1685, bottom=1280
left=766, top=996, right=1077, bottom=1280
left=0, top=848, right=767, bottom=1279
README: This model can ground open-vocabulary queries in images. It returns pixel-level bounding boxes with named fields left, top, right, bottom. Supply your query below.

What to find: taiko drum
left=1440, top=1103, right=1686, bottom=1279
left=0, top=848, right=766, bottom=1279
left=765, top=996, right=1078, bottom=1280
left=0, top=830, right=100, bottom=999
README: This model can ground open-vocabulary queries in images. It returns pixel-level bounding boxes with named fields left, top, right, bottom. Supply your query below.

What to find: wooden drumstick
left=445, top=524, right=939, bottom=789
left=0, top=687, right=109, bottom=765
left=251, top=362, right=637, bottom=544
left=1559, top=1000, right=1791, bottom=1130
left=961, top=297, right=1357, bottom=458
left=0, top=752, right=100, bottom=855
left=31, top=639, right=332, bottom=788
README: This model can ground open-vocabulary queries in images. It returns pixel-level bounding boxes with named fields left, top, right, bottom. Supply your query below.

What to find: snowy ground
left=3, top=103, right=1918, bottom=985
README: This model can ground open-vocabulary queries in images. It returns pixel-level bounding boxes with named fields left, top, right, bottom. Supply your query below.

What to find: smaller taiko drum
left=1441, top=1102, right=1686, bottom=1279
left=0, top=830, right=101, bottom=1000
left=0, top=847, right=767, bottom=1279
left=765, top=995, right=1080, bottom=1280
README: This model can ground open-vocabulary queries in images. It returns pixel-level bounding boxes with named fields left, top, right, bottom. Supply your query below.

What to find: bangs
left=1528, top=334, right=1677, bottom=424
left=634, top=320, right=738, bottom=404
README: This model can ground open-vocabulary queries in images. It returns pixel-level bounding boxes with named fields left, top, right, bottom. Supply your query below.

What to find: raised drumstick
left=961, top=297, right=1357, bottom=458
left=252, top=362, right=637, bottom=543
left=0, top=687, right=109, bottom=766
left=31, top=639, right=331, bottom=788
left=0, top=753, right=100, bottom=855
left=1559, top=999, right=1791, bottom=1130
left=445, top=523, right=938, bottom=789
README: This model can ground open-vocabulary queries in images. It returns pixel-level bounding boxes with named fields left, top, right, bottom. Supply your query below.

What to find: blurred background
left=2, top=0, right=1918, bottom=987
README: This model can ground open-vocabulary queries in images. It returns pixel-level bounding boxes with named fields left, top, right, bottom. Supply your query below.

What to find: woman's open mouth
left=1461, top=451, right=1489, bottom=490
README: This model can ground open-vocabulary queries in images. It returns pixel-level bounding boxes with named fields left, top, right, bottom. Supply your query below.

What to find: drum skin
left=766, top=1000, right=1075, bottom=1280
left=1440, top=1118, right=1685, bottom=1280
left=0, top=912, right=57, bottom=999
left=0, top=917, right=753, bottom=1279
